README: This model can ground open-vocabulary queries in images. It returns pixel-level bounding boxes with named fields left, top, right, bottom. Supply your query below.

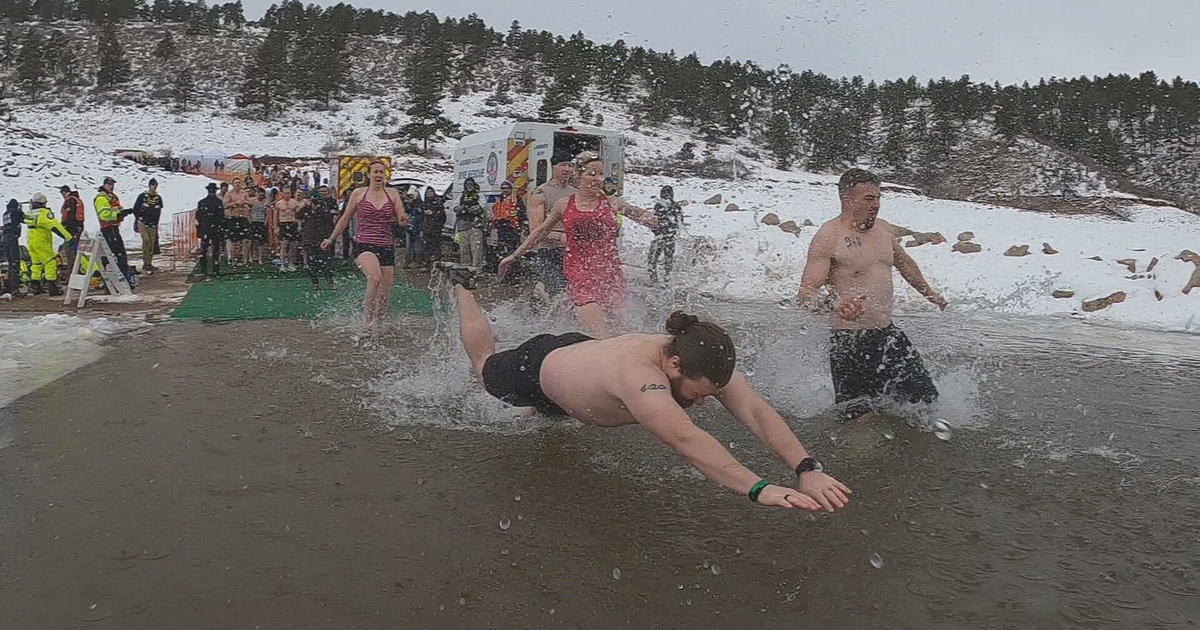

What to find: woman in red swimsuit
left=322, top=160, right=409, bottom=334
left=501, top=154, right=657, bottom=336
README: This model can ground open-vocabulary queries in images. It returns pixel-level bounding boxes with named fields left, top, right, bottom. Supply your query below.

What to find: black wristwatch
left=795, top=457, right=823, bottom=477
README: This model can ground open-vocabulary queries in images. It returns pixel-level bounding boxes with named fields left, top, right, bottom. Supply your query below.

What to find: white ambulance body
left=448, top=122, right=626, bottom=224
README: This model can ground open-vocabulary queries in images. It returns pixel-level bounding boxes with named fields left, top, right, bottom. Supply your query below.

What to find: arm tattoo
left=640, top=383, right=668, bottom=393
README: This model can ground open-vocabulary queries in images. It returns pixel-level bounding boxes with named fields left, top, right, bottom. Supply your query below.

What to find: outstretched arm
left=717, top=373, right=851, bottom=512
left=504, top=201, right=564, bottom=260
left=323, top=190, right=360, bottom=248
left=618, top=368, right=824, bottom=510
left=615, top=198, right=658, bottom=229
left=892, top=240, right=946, bottom=309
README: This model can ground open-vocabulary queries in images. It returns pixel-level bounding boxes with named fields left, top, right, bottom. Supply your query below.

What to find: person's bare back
left=538, top=333, right=676, bottom=427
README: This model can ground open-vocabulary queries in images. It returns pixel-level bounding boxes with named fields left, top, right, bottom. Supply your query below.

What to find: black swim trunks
left=829, top=323, right=938, bottom=420
left=224, top=217, right=251, bottom=242
left=278, top=221, right=301, bottom=242
left=481, top=332, right=593, bottom=416
left=249, top=221, right=268, bottom=244
left=352, top=241, right=396, bottom=267
left=528, top=248, right=567, bottom=293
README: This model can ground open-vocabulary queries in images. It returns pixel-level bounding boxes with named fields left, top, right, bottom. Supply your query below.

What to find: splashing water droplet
left=514, top=494, right=521, bottom=502
left=499, top=517, right=511, bottom=530
left=869, top=553, right=884, bottom=569
left=458, top=597, right=466, bottom=606
left=710, top=563, right=722, bottom=575
left=744, top=368, right=755, bottom=377
left=612, top=567, right=621, bottom=580
left=932, top=419, right=953, bottom=441
left=979, top=482, right=990, bottom=490
left=882, top=431, right=895, bottom=441
left=702, top=559, right=710, bottom=569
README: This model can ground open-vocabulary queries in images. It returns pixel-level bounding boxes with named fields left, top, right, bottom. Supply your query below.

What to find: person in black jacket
left=418, top=186, right=446, bottom=270
left=133, top=178, right=164, bottom=274
left=2, top=198, right=25, bottom=297
left=195, top=183, right=225, bottom=277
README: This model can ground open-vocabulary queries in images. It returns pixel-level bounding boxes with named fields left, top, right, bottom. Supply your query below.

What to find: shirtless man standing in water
left=435, top=262, right=852, bottom=511
left=798, top=169, right=947, bottom=422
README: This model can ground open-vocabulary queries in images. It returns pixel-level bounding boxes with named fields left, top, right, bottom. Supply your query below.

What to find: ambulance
left=448, top=122, right=626, bottom=219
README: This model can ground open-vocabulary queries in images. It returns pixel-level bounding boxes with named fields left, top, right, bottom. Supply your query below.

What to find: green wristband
left=748, top=479, right=771, bottom=503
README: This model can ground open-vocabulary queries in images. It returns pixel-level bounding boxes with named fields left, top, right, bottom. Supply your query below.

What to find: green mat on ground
left=172, top=263, right=434, bottom=320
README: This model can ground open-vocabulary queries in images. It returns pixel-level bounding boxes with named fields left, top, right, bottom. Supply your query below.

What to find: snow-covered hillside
left=2, top=67, right=1196, bottom=335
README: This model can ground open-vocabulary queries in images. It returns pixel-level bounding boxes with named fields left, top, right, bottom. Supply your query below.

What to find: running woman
left=321, top=160, right=409, bottom=333
left=500, top=154, right=657, bottom=337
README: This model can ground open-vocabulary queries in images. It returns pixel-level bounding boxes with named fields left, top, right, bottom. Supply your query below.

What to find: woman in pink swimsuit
left=322, top=160, right=409, bottom=333
left=500, top=154, right=657, bottom=336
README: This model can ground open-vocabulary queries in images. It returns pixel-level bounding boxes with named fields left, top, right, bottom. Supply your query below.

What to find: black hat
left=551, top=149, right=575, bottom=166
left=6, top=199, right=17, bottom=210
left=59, top=185, right=71, bottom=193
left=103, top=176, right=116, bottom=185
left=205, top=182, right=219, bottom=191
left=149, top=178, right=158, bottom=187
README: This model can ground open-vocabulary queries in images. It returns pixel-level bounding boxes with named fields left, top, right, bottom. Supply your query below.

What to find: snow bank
left=0, top=123, right=218, bottom=248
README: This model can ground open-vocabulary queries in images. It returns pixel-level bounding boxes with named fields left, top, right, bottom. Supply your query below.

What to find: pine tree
left=187, top=0, right=214, bottom=35
left=764, top=110, right=797, bottom=169
left=485, top=77, right=512, bottom=106
left=150, top=0, right=170, bottom=22
left=223, top=1, right=245, bottom=30
left=54, top=37, right=81, bottom=87
left=537, top=80, right=570, bottom=122
left=237, top=26, right=290, bottom=118
left=400, top=31, right=457, bottom=153
left=993, top=87, right=1022, bottom=142
left=173, top=66, right=195, bottom=110
left=291, top=19, right=348, bottom=105
left=153, top=32, right=178, bottom=60
left=96, top=28, right=132, bottom=89
left=16, top=31, right=47, bottom=101
left=516, top=67, right=538, bottom=94
left=598, top=40, right=631, bottom=101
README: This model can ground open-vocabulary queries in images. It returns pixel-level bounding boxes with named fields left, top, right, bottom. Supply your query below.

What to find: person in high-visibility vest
left=23, top=192, right=72, bottom=296
left=94, top=176, right=136, bottom=286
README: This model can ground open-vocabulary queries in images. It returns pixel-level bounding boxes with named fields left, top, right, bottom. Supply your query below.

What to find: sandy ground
left=3, top=320, right=765, bottom=630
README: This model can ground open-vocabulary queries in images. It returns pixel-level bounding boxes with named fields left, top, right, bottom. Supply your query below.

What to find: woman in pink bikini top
left=322, top=160, right=409, bottom=335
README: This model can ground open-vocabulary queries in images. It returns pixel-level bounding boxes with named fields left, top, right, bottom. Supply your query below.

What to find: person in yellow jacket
left=24, top=193, right=72, bottom=296
left=94, top=176, right=135, bottom=286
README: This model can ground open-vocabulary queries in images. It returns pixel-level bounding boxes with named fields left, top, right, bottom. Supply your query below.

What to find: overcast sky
left=241, top=0, right=1199, bottom=84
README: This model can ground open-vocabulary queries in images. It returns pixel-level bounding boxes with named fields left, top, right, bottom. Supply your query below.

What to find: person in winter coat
left=489, top=180, right=526, bottom=280
left=195, top=182, right=226, bottom=277
left=647, top=185, right=684, bottom=284
left=419, top=186, right=447, bottom=269
left=94, top=176, right=135, bottom=285
left=23, top=193, right=72, bottom=296
left=297, top=185, right=338, bottom=289
left=58, top=185, right=86, bottom=273
left=132, top=178, right=164, bottom=274
left=454, top=178, right=486, bottom=268
left=403, top=189, right=424, bottom=269
left=2, top=199, right=25, bottom=297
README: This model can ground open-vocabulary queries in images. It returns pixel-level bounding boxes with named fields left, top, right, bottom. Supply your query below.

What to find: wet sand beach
left=2, top=313, right=1199, bottom=629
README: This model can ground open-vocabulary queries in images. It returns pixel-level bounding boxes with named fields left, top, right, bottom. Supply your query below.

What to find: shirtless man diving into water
left=797, top=168, right=947, bottom=422
left=436, top=262, right=851, bottom=512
